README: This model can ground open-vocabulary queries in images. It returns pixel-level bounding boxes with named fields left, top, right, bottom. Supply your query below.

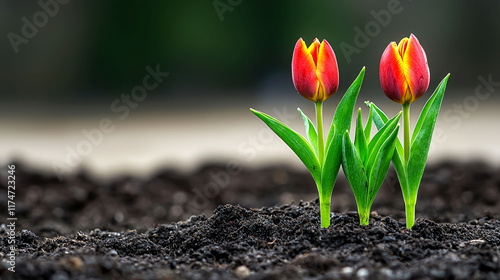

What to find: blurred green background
left=2, top=1, right=500, bottom=100
left=1, top=0, right=499, bottom=177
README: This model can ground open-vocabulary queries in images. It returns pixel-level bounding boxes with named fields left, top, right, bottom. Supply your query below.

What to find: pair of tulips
left=252, top=34, right=449, bottom=229
left=293, top=34, right=429, bottom=104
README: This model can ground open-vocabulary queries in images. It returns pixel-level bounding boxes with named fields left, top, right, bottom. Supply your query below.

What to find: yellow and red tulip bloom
left=379, top=34, right=430, bottom=105
left=292, top=38, right=339, bottom=103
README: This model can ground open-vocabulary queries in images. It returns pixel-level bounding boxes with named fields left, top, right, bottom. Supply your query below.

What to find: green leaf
left=407, top=74, right=450, bottom=198
left=366, top=101, right=386, bottom=130
left=322, top=67, right=365, bottom=195
left=367, top=102, right=404, bottom=162
left=411, top=74, right=450, bottom=145
left=367, top=102, right=409, bottom=200
left=366, top=124, right=399, bottom=207
left=298, top=108, right=318, bottom=157
left=342, top=131, right=368, bottom=210
left=326, top=67, right=365, bottom=148
left=250, top=109, right=321, bottom=184
left=366, top=111, right=401, bottom=165
left=354, top=108, right=368, bottom=164
left=365, top=101, right=385, bottom=127
left=364, top=104, right=374, bottom=140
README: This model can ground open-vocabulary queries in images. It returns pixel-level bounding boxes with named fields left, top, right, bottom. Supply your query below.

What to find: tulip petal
left=308, top=38, right=321, bottom=65
left=380, top=42, right=408, bottom=104
left=402, top=34, right=430, bottom=102
left=292, top=38, right=318, bottom=101
left=316, top=39, right=339, bottom=100
left=397, top=38, right=408, bottom=58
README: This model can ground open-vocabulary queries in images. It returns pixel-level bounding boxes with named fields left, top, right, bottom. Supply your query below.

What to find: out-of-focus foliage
left=1, top=1, right=499, bottom=99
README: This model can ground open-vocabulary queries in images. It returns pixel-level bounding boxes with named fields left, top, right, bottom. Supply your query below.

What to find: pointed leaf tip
left=251, top=108, right=321, bottom=184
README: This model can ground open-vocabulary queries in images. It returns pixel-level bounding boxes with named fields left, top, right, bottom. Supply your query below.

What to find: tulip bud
left=292, top=38, right=339, bottom=102
left=379, top=34, right=430, bottom=104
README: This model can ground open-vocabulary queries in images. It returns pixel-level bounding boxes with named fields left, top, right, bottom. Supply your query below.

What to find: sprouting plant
left=371, top=34, right=450, bottom=229
left=341, top=107, right=401, bottom=225
left=250, top=38, right=364, bottom=228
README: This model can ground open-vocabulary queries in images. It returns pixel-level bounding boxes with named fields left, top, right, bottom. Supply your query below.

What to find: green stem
left=316, top=102, right=328, bottom=228
left=358, top=206, right=369, bottom=226
left=316, top=101, right=324, bottom=166
left=319, top=194, right=331, bottom=228
left=403, top=103, right=414, bottom=230
left=403, top=103, right=410, bottom=166
left=405, top=201, right=415, bottom=230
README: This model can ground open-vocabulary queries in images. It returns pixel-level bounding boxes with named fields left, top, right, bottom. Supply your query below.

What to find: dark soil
left=0, top=161, right=499, bottom=279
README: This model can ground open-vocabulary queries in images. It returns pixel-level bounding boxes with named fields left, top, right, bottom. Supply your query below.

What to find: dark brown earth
left=0, top=161, right=499, bottom=279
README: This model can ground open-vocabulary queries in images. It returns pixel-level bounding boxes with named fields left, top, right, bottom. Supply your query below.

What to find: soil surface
left=0, top=161, right=499, bottom=279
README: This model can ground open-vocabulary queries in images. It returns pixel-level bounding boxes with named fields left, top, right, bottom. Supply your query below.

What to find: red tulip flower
left=377, top=34, right=450, bottom=230
left=379, top=34, right=430, bottom=105
left=253, top=37, right=364, bottom=228
left=292, top=38, right=339, bottom=103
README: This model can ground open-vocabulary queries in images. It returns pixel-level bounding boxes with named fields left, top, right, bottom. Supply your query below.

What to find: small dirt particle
left=235, top=265, right=250, bottom=278
left=59, top=256, right=83, bottom=272
left=356, top=268, right=369, bottom=279
left=341, top=266, right=354, bottom=276
left=469, top=239, right=485, bottom=245
left=108, top=250, right=118, bottom=257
